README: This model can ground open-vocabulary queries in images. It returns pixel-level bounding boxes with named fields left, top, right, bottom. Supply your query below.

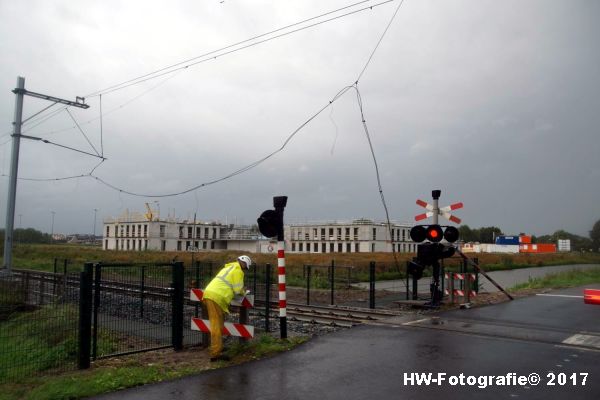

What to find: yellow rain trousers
left=202, top=262, right=246, bottom=357
left=204, top=298, right=225, bottom=358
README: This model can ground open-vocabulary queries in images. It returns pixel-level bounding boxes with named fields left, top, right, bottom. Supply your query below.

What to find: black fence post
left=265, top=263, right=271, bottom=333
left=92, top=263, right=102, bottom=360
left=406, top=261, right=410, bottom=300
left=197, top=262, right=209, bottom=346
left=369, top=261, right=375, bottom=309
left=239, top=306, right=248, bottom=344
left=63, top=259, right=68, bottom=299
left=330, top=259, right=335, bottom=306
left=172, top=261, right=184, bottom=351
left=252, top=261, right=257, bottom=296
left=474, top=258, right=480, bottom=293
left=53, top=258, right=58, bottom=298
left=140, top=265, right=146, bottom=319
left=78, top=263, right=93, bottom=369
left=306, top=265, right=311, bottom=306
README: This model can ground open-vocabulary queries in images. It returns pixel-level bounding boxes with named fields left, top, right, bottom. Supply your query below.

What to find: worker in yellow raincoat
left=203, top=255, right=252, bottom=361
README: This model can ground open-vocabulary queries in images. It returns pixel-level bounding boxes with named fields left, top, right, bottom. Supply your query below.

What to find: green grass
left=0, top=305, right=79, bottom=383
left=225, top=333, right=308, bottom=360
left=4, top=244, right=600, bottom=286
left=511, top=267, right=600, bottom=290
left=0, top=364, right=200, bottom=400
left=0, top=305, right=119, bottom=385
left=0, top=333, right=307, bottom=400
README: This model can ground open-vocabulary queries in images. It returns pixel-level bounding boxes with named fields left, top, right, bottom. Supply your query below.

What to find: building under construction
left=102, top=207, right=416, bottom=254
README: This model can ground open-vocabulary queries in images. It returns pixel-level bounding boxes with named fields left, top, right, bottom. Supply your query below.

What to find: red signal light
left=425, top=225, right=443, bottom=243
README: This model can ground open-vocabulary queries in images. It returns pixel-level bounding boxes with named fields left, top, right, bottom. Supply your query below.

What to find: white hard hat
left=237, top=255, right=252, bottom=269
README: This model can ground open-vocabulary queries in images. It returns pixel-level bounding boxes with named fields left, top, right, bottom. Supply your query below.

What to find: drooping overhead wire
left=356, top=0, right=405, bottom=83
left=90, top=85, right=355, bottom=197
left=1, top=172, right=89, bottom=182
left=99, top=94, right=104, bottom=157
left=0, top=158, right=106, bottom=182
left=9, top=0, right=405, bottom=230
left=352, top=0, right=404, bottom=214
left=6, top=1, right=396, bottom=149
left=353, top=0, right=406, bottom=279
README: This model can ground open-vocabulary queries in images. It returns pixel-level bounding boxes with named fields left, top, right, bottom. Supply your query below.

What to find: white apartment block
left=103, top=207, right=264, bottom=253
left=285, top=219, right=417, bottom=254
left=103, top=212, right=417, bottom=254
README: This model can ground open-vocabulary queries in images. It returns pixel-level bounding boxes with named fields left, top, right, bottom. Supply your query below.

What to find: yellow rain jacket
left=203, top=261, right=245, bottom=313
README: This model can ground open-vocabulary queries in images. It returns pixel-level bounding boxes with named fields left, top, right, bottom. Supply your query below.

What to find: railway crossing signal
left=410, top=190, right=464, bottom=307
left=257, top=196, right=289, bottom=339
left=257, top=196, right=287, bottom=239
left=410, top=224, right=459, bottom=243
left=416, top=242, right=456, bottom=264
left=257, top=209, right=280, bottom=238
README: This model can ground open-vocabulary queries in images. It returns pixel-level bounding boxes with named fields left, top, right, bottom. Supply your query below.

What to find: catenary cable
left=85, top=0, right=387, bottom=98
left=8, top=0, right=406, bottom=266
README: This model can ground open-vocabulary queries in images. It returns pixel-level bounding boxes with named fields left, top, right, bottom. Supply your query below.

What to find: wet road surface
left=91, top=286, right=600, bottom=400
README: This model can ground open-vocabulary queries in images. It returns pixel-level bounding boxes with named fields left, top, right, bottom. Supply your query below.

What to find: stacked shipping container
left=475, top=235, right=557, bottom=254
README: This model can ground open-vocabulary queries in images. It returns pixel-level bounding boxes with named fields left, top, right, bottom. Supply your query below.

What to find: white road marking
left=562, top=334, right=600, bottom=349
left=536, top=294, right=584, bottom=298
left=402, top=318, right=430, bottom=326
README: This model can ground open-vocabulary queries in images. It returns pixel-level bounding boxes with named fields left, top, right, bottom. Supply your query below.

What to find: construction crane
left=144, top=203, right=155, bottom=221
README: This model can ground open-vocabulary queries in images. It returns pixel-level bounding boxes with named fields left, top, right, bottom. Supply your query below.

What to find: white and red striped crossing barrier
left=444, top=272, right=477, bottom=303
left=189, top=288, right=254, bottom=308
left=191, top=317, right=254, bottom=338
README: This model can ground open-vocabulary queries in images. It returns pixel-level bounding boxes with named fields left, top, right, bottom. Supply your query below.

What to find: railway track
left=12, top=269, right=402, bottom=329
left=268, top=302, right=401, bottom=328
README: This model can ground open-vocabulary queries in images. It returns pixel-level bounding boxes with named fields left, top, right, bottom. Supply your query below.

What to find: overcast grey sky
left=1, top=0, right=599, bottom=237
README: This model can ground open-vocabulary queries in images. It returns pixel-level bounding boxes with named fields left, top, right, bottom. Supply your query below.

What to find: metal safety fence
left=266, top=260, right=409, bottom=309
left=2, top=256, right=452, bottom=381
left=80, top=261, right=186, bottom=364
left=0, top=269, right=80, bottom=383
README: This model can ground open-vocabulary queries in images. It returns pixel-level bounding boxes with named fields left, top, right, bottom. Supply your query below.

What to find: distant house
left=66, top=234, right=101, bottom=245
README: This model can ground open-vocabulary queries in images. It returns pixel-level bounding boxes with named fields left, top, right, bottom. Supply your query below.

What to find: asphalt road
left=355, top=263, right=600, bottom=294
left=91, top=285, right=600, bottom=400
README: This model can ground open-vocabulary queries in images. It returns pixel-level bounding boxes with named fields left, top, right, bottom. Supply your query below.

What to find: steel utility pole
left=3, top=77, right=25, bottom=274
left=2, top=76, right=89, bottom=274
